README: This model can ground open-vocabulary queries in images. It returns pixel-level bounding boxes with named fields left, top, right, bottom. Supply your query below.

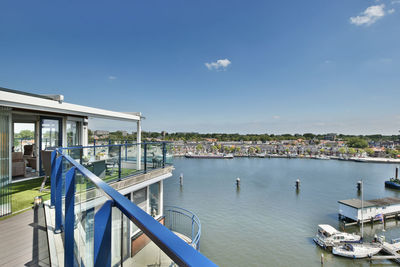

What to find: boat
left=332, top=180, right=382, bottom=258
left=313, top=224, right=361, bottom=250
left=332, top=243, right=381, bottom=258
left=385, top=179, right=400, bottom=189
left=185, top=153, right=233, bottom=159
left=315, top=155, right=330, bottom=160
left=385, top=167, right=400, bottom=189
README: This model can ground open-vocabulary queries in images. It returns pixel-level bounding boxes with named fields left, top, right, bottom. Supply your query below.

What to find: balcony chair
left=12, top=152, right=26, bottom=177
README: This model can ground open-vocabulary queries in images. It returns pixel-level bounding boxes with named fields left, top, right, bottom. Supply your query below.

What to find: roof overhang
left=0, top=88, right=141, bottom=122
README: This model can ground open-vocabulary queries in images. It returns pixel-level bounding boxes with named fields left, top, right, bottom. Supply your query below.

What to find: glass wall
left=0, top=107, right=11, bottom=216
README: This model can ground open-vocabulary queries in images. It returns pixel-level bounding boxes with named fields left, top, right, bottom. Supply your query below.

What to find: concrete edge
left=44, top=201, right=59, bottom=267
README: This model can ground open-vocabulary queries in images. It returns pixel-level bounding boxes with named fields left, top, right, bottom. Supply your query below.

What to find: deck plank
left=0, top=207, right=50, bottom=266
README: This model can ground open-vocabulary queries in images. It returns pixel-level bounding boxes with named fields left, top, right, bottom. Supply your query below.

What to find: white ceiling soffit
left=0, top=89, right=141, bottom=122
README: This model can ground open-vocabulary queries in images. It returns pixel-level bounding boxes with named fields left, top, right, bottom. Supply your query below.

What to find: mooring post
left=357, top=181, right=362, bottom=191
left=236, top=178, right=240, bottom=188
left=396, top=167, right=399, bottom=180
left=296, top=179, right=300, bottom=189
left=320, top=253, right=324, bottom=265
left=180, top=173, right=183, bottom=186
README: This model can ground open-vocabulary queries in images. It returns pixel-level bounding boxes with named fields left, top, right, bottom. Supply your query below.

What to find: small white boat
left=315, top=155, right=330, bottom=160
left=313, top=224, right=361, bottom=249
left=332, top=243, right=381, bottom=258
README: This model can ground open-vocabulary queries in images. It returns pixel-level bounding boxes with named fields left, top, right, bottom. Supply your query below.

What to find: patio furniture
left=40, top=150, right=53, bottom=192
left=12, top=152, right=25, bottom=177
left=24, top=145, right=37, bottom=169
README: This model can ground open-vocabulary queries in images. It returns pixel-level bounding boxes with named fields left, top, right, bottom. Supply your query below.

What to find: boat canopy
left=318, top=224, right=338, bottom=236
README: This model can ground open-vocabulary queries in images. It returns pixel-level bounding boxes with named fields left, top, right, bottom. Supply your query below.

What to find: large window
left=131, top=188, right=147, bottom=235
left=132, top=187, right=147, bottom=212
left=149, top=182, right=160, bottom=217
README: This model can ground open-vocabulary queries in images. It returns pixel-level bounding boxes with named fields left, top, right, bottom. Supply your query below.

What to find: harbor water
left=164, top=157, right=400, bottom=266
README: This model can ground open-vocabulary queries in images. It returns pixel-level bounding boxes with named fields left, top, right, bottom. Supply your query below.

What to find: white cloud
left=108, top=76, right=117, bottom=80
left=388, top=8, right=395, bottom=14
left=205, top=59, right=231, bottom=71
left=272, top=115, right=280, bottom=120
left=350, top=4, right=385, bottom=26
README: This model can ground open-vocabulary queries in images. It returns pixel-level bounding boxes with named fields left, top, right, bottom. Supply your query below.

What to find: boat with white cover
left=313, top=224, right=361, bottom=250
left=332, top=243, right=381, bottom=258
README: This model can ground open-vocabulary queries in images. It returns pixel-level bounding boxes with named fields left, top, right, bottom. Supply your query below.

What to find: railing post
left=93, top=139, right=96, bottom=157
left=144, top=143, right=147, bottom=173
left=125, top=140, right=128, bottom=161
left=162, top=142, right=166, bottom=168
left=64, top=167, right=76, bottom=267
left=55, top=156, right=63, bottom=233
left=94, top=200, right=112, bottom=267
left=191, top=215, right=195, bottom=244
left=118, top=145, right=121, bottom=180
left=50, top=150, right=57, bottom=207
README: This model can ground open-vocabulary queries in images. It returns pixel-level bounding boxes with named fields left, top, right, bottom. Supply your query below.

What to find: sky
left=1, top=0, right=400, bottom=135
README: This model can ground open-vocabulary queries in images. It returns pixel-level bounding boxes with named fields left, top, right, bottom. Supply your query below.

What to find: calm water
left=163, top=158, right=400, bottom=267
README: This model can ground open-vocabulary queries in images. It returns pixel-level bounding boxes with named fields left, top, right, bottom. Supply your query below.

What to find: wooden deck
left=0, top=206, right=50, bottom=266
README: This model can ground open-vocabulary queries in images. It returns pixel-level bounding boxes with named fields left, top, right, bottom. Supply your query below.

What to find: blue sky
left=1, top=0, right=399, bottom=134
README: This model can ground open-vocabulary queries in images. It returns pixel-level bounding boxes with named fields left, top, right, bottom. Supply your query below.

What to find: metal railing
left=59, top=142, right=173, bottom=183
left=50, top=143, right=216, bottom=267
left=164, top=206, right=202, bottom=250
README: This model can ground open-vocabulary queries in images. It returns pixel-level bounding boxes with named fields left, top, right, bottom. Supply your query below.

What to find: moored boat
left=313, top=224, right=361, bottom=250
left=385, top=167, right=400, bottom=189
left=332, top=243, right=381, bottom=259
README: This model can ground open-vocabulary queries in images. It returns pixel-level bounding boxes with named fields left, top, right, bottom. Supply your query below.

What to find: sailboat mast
left=361, top=179, right=364, bottom=239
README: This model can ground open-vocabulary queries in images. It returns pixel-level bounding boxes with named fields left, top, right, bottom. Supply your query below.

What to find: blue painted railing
left=164, top=206, right=202, bottom=250
left=50, top=143, right=216, bottom=267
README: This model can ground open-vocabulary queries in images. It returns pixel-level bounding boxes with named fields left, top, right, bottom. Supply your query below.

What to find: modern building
left=0, top=87, right=214, bottom=266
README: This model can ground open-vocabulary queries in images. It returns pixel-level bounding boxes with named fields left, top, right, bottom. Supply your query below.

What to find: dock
left=370, top=241, right=400, bottom=264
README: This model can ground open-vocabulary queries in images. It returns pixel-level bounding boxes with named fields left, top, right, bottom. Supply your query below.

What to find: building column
left=136, top=120, right=141, bottom=170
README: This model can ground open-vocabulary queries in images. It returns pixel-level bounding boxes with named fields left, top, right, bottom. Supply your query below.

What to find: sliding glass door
left=0, top=107, right=11, bottom=217
left=39, top=117, right=62, bottom=175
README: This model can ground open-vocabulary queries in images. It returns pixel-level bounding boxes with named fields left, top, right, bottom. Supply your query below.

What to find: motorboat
left=313, top=224, right=361, bottom=250
left=332, top=243, right=381, bottom=258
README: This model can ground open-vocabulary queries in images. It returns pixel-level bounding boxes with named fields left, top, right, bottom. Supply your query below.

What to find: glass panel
left=149, top=182, right=160, bottom=217
left=41, top=119, right=60, bottom=149
left=128, top=212, right=176, bottom=267
left=131, top=188, right=147, bottom=234
left=74, top=170, right=107, bottom=267
left=0, top=107, right=11, bottom=217
left=66, top=121, right=80, bottom=147
left=111, top=207, right=122, bottom=267
left=147, top=144, right=163, bottom=169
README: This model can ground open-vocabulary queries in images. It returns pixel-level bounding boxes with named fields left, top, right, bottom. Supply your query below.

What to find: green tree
left=347, top=137, right=368, bottom=148
left=195, top=144, right=203, bottom=152
left=348, top=148, right=356, bottom=155
left=248, top=147, right=256, bottom=154
left=365, top=148, right=374, bottom=157
left=338, top=147, right=347, bottom=155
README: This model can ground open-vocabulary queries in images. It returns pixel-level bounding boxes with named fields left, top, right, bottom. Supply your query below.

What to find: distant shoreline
left=174, top=154, right=400, bottom=164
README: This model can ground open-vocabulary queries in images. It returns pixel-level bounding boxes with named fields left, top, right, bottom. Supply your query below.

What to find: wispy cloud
left=392, top=0, right=400, bottom=4
left=272, top=115, right=280, bottom=120
left=350, top=4, right=386, bottom=26
left=205, top=59, right=231, bottom=71
left=388, top=8, right=395, bottom=14
left=108, top=76, right=117, bottom=80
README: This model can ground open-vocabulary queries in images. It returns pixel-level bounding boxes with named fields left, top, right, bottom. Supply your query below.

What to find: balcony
left=43, top=142, right=215, bottom=267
